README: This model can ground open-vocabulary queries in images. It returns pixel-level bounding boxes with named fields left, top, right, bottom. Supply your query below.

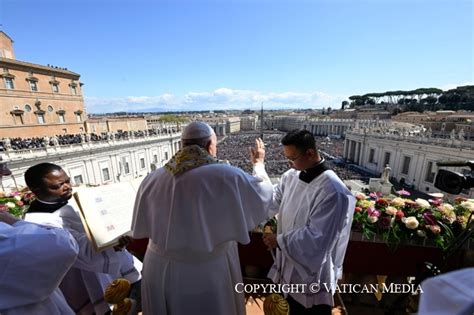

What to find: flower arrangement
left=352, top=190, right=474, bottom=250
left=0, top=189, right=35, bottom=218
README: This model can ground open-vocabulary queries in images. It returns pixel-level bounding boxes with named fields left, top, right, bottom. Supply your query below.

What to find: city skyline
left=0, top=0, right=472, bottom=113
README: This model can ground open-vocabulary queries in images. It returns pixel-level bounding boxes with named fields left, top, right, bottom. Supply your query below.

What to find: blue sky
left=1, top=0, right=472, bottom=113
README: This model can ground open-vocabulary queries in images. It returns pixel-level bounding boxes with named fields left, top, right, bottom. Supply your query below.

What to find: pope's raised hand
left=249, top=138, right=265, bottom=164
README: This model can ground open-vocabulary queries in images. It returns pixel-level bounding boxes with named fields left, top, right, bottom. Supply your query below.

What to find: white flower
left=385, top=206, right=398, bottom=216
left=355, top=192, right=367, bottom=200
left=405, top=216, right=419, bottom=229
left=415, top=198, right=431, bottom=209
left=6, top=202, right=16, bottom=209
left=443, top=213, right=456, bottom=224
left=391, top=197, right=405, bottom=207
left=14, top=195, right=22, bottom=201
left=368, top=216, right=379, bottom=223
left=417, top=230, right=426, bottom=237
left=439, top=203, right=454, bottom=213
left=429, top=193, right=444, bottom=199
left=460, top=201, right=474, bottom=212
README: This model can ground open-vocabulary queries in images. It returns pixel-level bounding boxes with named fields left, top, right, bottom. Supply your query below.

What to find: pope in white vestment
left=0, top=214, right=78, bottom=315
left=132, top=122, right=274, bottom=315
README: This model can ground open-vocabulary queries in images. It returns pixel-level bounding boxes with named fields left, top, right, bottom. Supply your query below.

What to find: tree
left=349, top=95, right=366, bottom=106
left=366, top=98, right=376, bottom=105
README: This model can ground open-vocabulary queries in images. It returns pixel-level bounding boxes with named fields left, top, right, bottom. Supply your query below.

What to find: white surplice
left=132, top=163, right=274, bottom=315
left=0, top=221, right=78, bottom=315
left=418, top=267, right=474, bottom=315
left=25, top=203, right=142, bottom=315
left=254, top=164, right=356, bottom=307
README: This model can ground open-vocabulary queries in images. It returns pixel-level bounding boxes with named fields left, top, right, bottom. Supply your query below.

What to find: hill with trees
left=343, top=85, right=474, bottom=114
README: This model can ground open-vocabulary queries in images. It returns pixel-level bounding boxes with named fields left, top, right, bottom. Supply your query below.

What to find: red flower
left=354, top=207, right=362, bottom=213
left=376, top=199, right=389, bottom=206
left=404, top=200, right=419, bottom=208
left=428, top=199, right=441, bottom=206
left=0, top=204, right=8, bottom=212
left=396, top=210, right=405, bottom=220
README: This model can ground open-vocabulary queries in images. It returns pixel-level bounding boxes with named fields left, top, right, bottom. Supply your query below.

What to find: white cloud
left=85, top=88, right=347, bottom=114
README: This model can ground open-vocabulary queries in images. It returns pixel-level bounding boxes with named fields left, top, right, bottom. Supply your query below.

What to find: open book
left=73, top=178, right=144, bottom=251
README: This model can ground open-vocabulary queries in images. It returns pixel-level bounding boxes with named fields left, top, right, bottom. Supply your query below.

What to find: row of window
left=12, top=111, right=83, bottom=125
left=102, top=154, right=161, bottom=182
left=69, top=148, right=173, bottom=186
left=3, top=77, right=78, bottom=95
left=368, top=149, right=436, bottom=183
left=19, top=104, right=70, bottom=113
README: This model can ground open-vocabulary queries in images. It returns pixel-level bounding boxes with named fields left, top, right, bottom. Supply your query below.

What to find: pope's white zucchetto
left=181, top=121, right=214, bottom=140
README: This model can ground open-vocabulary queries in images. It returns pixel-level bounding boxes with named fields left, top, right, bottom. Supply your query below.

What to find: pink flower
left=0, top=204, right=8, bottom=212
left=369, top=192, right=382, bottom=199
left=385, top=206, right=398, bottom=216
left=396, top=189, right=411, bottom=196
left=367, top=207, right=381, bottom=218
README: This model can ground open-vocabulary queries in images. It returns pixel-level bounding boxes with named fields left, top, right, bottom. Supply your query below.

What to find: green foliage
left=345, top=85, right=473, bottom=112
left=158, top=115, right=187, bottom=123
left=0, top=191, right=34, bottom=218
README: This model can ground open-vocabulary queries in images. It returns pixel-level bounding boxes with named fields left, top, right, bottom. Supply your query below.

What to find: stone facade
left=263, top=115, right=388, bottom=137
left=343, top=129, right=474, bottom=198
left=0, top=31, right=86, bottom=138
left=240, top=115, right=258, bottom=130
left=86, top=117, right=149, bottom=133
left=1, top=132, right=181, bottom=189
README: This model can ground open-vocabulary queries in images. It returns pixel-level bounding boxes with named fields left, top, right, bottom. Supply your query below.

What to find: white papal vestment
left=132, top=163, right=274, bottom=315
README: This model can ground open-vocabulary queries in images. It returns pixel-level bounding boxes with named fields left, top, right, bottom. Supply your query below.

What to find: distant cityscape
left=1, top=30, right=473, bottom=199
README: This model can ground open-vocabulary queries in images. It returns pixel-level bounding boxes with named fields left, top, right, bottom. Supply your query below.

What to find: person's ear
left=306, top=148, right=316, bottom=157
left=307, top=149, right=319, bottom=160
left=205, top=140, right=212, bottom=153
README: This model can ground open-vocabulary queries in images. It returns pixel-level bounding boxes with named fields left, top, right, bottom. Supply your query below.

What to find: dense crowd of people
left=0, top=128, right=179, bottom=151
left=217, top=131, right=287, bottom=176
left=1, top=128, right=367, bottom=180
left=217, top=131, right=368, bottom=180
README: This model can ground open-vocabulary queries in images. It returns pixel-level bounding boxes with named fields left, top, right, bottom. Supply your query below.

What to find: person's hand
left=250, top=138, right=265, bottom=164
left=0, top=211, right=20, bottom=225
left=262, top=233, right=278, bottom=250
left=113, top=236, right=131, bottom=251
